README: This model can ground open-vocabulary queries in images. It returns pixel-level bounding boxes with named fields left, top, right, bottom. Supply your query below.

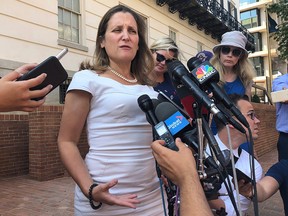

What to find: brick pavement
left=0, top=176, right=74, bottom=216
left=247, top=148, right=285, bottom=216
left=0, top=147, right=285, bottom=216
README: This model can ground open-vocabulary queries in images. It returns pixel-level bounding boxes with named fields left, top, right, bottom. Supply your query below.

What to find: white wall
left=0, top=0, right=220, bottom=104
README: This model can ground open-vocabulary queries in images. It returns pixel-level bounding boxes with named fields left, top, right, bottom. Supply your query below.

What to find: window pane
left=58, top=23, right=64, bottom=39
left=72, top=28, right=79, bottom=43
left=73, top=0, right=80, bottom=12
left=63, top=10, right=71, bottom=25
left=251, top=57, right=264, bottom=76
left=58, top=0, right=64, bottom=7
left=251, top=10, right=257, bottom=17
left=240, top=11, right=249, bottom=20
left=58, top=8, right=63, bottom=23
left=71, top=13, right=78, bottom=28
left=63, top=25, right=72, bottom=41
left=169, top=31, right=176, bottom=42
left=240, top=0, right=257, bottom=7
left=65, top=0, right=72, bottom=10
left=240, top=9, right=259, bottom=29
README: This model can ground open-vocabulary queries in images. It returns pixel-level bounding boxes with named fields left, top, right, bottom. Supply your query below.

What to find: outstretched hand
left=151, top=138, right=197, bottom=186
left=91, top=179, right=140, bottom=209
left=0, top=63, right=52, bottom=112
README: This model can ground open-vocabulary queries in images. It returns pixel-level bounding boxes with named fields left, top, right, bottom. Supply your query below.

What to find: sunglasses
left=155, top=52, right=175, bottom=64
left=246, top=111, right=258, bottom=120
left=221, top=46, right=242, bottom=57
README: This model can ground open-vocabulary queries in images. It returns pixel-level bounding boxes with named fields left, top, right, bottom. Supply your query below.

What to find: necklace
left=108, top=66, right=138, bottom=83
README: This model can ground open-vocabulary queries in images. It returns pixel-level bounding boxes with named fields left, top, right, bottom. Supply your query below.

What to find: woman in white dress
left=58, top=5, right=165, bottom=216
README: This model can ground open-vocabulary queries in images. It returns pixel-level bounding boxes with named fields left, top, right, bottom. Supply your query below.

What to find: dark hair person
left=58, top=5, right=165, bottom=215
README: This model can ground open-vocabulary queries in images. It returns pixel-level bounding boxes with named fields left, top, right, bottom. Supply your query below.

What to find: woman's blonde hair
left=150, top=37, right=179, bottom=59
left=210, top=49, right=256, bottom=88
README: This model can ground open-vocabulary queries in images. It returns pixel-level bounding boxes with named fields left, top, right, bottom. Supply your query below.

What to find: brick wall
left=0, top=103, right=278, bottom=180
left=252, top=103, right=278, bottom=157
left=0, top=113, right=29, bottom=177
left=29, top=105, right=88, bottom=181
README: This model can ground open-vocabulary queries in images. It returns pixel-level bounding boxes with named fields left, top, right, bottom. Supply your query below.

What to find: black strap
left=226, top=148, right=242, bottom=177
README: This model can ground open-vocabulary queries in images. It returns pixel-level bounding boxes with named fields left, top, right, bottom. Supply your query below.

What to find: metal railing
left=252, top=83, right=273, bottom=105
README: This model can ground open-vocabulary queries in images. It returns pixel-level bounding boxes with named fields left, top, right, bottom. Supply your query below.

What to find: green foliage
left=268, top=0, right=288, bottom=60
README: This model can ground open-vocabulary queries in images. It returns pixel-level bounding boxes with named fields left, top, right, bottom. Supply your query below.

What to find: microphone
left=157, top=91, right=191, bottom=120
left=187, top=57, right=249, bottom=129
left=154, top=101, right=223, bottom=169
left=151, top=98, right=161, bottom=111
left=166, top=60, right=227, bottom=126
left=216, top=102, right=246, bottom=134
left=137, top=94, right=179, bottom=151
left=137, top=94, right=159, bottom=126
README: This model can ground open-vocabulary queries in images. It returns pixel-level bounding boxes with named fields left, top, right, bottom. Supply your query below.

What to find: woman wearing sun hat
left=210, top=31, right=257, bottom=157
left=210, top=31, right=256, bottom=100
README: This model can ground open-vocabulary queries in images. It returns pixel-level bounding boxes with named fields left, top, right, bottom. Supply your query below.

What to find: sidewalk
left=247, top=147, right=285, bottom=216
left=0, top=147, right=284, bottom=216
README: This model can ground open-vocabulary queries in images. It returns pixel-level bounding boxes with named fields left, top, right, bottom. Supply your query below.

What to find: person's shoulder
left=279, top=159, right=288, bottom=168
left=75, top=69, right=98, bottom=77
left=72, top=69, right=100, bottom=82
left=274, top=73, right=288, bottom=82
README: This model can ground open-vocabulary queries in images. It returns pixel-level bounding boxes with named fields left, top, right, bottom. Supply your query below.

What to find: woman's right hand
left=0, top=63, right=52, bottom=112
left=92, top=179, right=141, bottom=209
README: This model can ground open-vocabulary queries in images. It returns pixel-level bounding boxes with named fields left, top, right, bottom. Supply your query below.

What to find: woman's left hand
left=92, top=179, right=141, bottom=209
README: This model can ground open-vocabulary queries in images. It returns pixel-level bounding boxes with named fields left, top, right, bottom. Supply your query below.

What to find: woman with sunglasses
left=150, top=37, right=183, bottom=108
left=210, top=31, right=256, bottom=101
left=210, top=31, right=257, bottom=156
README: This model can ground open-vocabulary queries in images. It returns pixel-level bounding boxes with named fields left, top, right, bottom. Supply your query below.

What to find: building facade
left=240, top=0, right=287, bottom=91
left=1, top=0, right=252, bottom=104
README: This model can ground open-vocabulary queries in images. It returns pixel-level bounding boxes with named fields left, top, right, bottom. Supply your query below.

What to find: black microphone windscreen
left=166, top=60, right=181, bottom=76
left=151, top=98, right=161, bottom=110
left=137, top=94, right=153, bottom=113
left=157, top=91, right=191, bottom=119
left=155, top=102, right=177, bottom=122
left=187, top=57, right=202, bottom=71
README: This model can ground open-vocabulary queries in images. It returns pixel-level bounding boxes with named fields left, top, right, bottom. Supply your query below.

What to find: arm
left=0, top=63, right=52, bottom=112
left=272, top=75, right=288, bottom=91
left=151, top=138, right=213, bottom=216
left=238, top=176, right=279, bottom=202
left=57, top=90, right=139, bottom=208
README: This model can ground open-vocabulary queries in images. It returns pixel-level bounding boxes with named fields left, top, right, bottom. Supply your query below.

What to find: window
left=251, top=57, right=264, bottom=76
left=197, top=41, right=203, bottom=53
left=58, top=0, right=80, bottom=43
left=169, top=29, right=177, bottom=43
left=252, top=32, right=262, bottom=52
left=140, top=15, right=148, bottom=42
left=228, top=1, right=238, bottom=20
left=59, top=78, right=72, bottom=104
left=240, top=9, right=259, bottom=29
left=240, top=0, right=259, bottom=7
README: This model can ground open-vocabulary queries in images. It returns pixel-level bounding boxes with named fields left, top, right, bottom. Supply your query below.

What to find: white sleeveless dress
left=68, top=70, right=166, bottom=215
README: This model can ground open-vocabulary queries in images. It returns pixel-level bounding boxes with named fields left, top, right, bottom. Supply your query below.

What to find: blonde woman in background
left=210, top=31, right=257, bottom=154
left=150, top=37, right=183, bottom=108
left=210, top=31, right=256, bottom=100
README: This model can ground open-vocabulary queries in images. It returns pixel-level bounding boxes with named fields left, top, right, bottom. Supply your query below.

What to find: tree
left=268, top=0, right=288, bottom=60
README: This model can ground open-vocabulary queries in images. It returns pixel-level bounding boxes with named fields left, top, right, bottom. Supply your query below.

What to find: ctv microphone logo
left=194, top=63, right=217, bottom=84
left=164, top=111, right=190, bottom=136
